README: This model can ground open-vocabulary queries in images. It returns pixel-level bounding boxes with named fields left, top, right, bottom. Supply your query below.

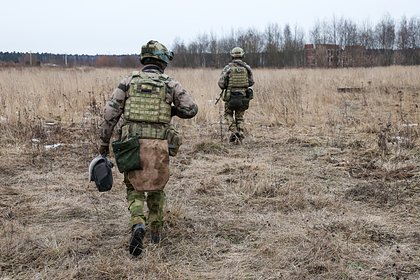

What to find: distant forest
left=1, top=14, right=420, bottom=68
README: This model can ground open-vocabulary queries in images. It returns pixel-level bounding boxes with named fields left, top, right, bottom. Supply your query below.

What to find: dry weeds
left=0, top=66, right=419, bottom=279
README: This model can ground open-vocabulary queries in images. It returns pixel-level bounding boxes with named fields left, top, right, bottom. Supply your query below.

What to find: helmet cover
left=230, top=47, right=245, bottom=58
left=140, top=40, right=174, bottom=65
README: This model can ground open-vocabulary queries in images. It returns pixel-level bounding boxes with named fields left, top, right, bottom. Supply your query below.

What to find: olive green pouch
left=222, top=90, right=231, bottom=102
left=227, top=91, right=245, bottom=110
left=111, top=137, right=141, bottom=173
left=165, top=125, right=182, bottom=157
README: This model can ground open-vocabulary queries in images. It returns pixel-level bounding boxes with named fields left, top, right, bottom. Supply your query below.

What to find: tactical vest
left=123, top=71, right=171, bottom=139
left=125, top=71, right=171, bottom=123
left=228, top=64, right=249, bottom=92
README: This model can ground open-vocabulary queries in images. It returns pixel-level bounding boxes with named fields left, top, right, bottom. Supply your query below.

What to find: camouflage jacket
left=218, top=59, right=254, bottom=90
left=99, top=65, right=198, bottom=146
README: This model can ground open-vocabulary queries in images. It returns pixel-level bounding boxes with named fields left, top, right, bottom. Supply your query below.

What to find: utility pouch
left=245, top=87, right=254, bottom=100
left=227, top=91, right=245, bottom=110
left=242, top=98, right=250, bottom=110
left=222, top=90, right=231, bottom=102
left=165, top=125, right=182, bottom=157
left=111, top=136, right=141, bottom=173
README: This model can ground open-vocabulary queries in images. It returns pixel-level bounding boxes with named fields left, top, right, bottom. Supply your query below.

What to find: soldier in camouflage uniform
left=218, top=47, right=254, bottom=143
left=98, top=40, right=198, bottom=256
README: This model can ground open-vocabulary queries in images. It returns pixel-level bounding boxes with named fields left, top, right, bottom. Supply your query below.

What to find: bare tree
left=282, top=24, right=305, bottom=67
left=236, top=28, right=263, bottom=67
left=337, top=17, right=359, bottom=47
left=407, top=16, right=420, bottom=49
left=207, top=32, right=220, bottom=68
left=264, top=23, right=283, bottom=67
left=375, top=14, right=396, bottom=49
left=406, top=16, right=420, bottom=64
left=397, top=16, right=410, bottom=50
left=375, top=13, right=396, bottom=65
left=310, top=18, right=337, bottom=45
left=310, top=20, right=322, bottom=45
left=172, top=37, right=189, bottom=67
left=359, top=19, right=375, bottom=49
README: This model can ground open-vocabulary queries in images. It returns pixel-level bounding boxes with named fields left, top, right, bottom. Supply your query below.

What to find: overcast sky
left=1, top=0, right=418, bottom=55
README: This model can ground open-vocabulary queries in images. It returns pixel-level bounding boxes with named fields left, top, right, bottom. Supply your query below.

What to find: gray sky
left=1, top=0, right=418, bottom=55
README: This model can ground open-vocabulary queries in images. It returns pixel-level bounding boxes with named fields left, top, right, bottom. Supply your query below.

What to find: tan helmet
left=230, top=47, right=245, bottom=58
left=140, top=40, right=174, bottom=65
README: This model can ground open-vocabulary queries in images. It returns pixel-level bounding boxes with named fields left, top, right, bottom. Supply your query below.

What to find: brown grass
left=0, top=66, right=419, bottom=279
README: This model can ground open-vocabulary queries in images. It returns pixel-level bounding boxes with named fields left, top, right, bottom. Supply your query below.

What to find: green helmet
left=140, top=40, right=174, bottom=65
left=230, top=47, right=245, bottom=58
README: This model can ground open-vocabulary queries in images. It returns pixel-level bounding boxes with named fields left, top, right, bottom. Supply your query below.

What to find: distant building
left=304, top=44, right=316, bottom=67
left=304, top=44, right=367, bottom=67
left=342, top=45, right=366, bottom=67
left=317, top=44, right=340, bottom=67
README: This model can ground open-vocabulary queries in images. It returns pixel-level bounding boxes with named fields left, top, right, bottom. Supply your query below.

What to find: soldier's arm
left=244, top=64, right=255, bottom=87
left=99, top=77, right=130, bottom=145
left=167, top=79, right=198, bottom=119
left=218, top=65, right=230, bottom=89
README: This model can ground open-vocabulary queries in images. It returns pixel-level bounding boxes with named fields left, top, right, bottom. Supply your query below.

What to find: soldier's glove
left=98, top=144, right=109, bottom=156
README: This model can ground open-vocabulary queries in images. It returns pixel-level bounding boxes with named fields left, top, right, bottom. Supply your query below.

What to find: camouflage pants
left=124, top=175, right=165, bottom=230
left=224, top=103, right=246, bottom=137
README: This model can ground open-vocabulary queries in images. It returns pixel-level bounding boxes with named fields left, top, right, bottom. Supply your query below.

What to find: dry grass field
left=0, top=66, right=419, bottom=279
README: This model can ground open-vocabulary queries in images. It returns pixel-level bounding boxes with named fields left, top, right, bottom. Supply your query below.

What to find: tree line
left=0, top=52, right=139, bottom=68
left=1, top=14, right=419, bottom=68
left=170, top=14, right=420, bottom=68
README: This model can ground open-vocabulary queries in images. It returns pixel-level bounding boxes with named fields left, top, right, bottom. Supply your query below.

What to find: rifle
left=215, top=89, right=225, bottom=105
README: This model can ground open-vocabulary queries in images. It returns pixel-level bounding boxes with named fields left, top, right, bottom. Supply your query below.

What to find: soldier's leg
left=146, top=190, right=166, bottom=243
left=235, top=109, right=246, bottom=139
left=224, top=104, right=237, bottom=142
left=224, top=104, right=236, bottom=134
left=125, top=175, right=146, bottom=228
left=125, top=175, right=147, bottom=256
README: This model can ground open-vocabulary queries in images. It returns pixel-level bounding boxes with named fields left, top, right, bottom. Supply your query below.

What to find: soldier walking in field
left=97, top=40, right=198, bottom=256
left=218, top=47, right=254, bottom=144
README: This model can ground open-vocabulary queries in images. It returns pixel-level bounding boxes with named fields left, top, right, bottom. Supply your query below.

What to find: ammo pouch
left=227, top=91, right=249, bottom=110
left=111, top=136, right=142, bottom=173
left=165, top=125, right=182, bottom=157
left=222, top=90, right=231, bottom=102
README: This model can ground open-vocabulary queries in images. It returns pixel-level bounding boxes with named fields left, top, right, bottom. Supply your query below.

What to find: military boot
left=229, top=133, right=237, bottom=143
left=129, top=224, right=145, bottom=256
left=150, top=227, right=162, bottom=244
left=236, top=132, right=244, bottom=144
